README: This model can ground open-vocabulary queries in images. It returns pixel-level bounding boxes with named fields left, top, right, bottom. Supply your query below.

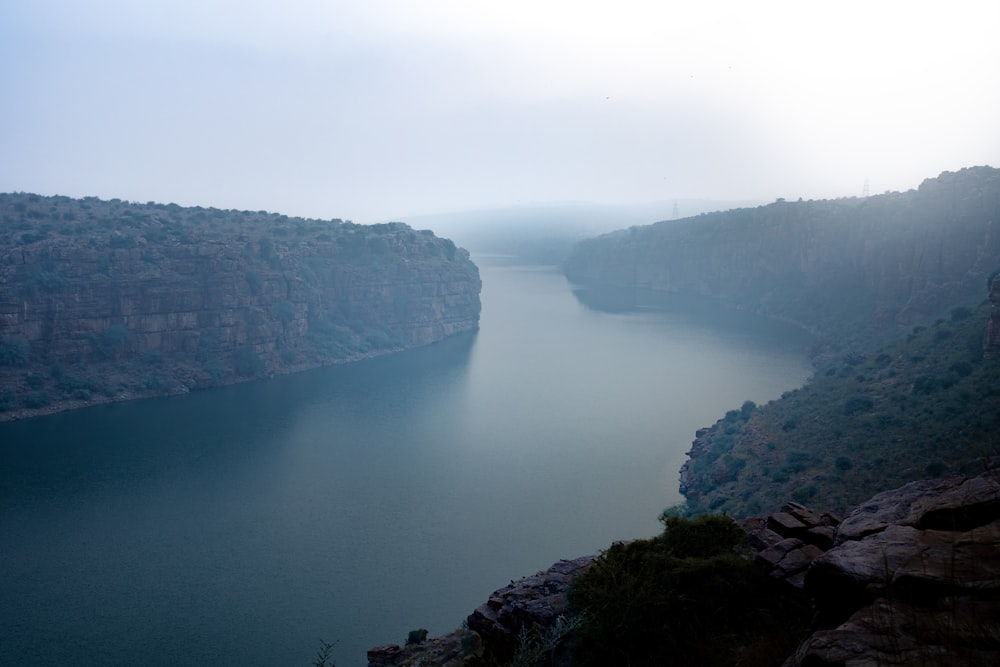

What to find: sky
left=1, top=0, right=998, bottom=223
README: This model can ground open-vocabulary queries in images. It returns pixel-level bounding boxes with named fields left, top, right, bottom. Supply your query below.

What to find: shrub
left=950, top=306, right=972, bottom=322
left=25, top=390, right=51, bottom=409
left=203, top=359, right=227, bottom=382
left=274, top=300, right=296, bottom=325
left=568, top=515, right=810, bottom=667
left=0, top=388, right=17, bottom=411
left=842, top=396, right=873, bottom=416
left=0, top=336, right=30, bottom=366
left=92, top=325, right=132, bottom=360
left=405, top=629, right=428, bottom=646
left=245, top=271, right=263, bottom=294
left=925, top=460, right=948, bottom=477
left=233, top=346, right=264, bottom=377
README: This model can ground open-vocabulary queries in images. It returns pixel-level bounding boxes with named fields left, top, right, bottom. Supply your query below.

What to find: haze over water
left=0, top=256, right=812, bottom=666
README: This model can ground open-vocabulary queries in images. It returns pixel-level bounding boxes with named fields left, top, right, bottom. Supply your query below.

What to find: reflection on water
left=0, top=258, right=811, bottom=667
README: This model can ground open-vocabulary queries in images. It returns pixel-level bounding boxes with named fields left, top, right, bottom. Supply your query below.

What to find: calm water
left=0, top=256, right=812, bottom=666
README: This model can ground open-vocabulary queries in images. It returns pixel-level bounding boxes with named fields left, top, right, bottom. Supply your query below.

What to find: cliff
left=0, top=194, right=481, bottom=419
left=565, top=167, right=1000, bottom=350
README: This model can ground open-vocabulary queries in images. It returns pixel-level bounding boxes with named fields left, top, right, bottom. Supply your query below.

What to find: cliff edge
left=0, top=194, right=481, bottom=419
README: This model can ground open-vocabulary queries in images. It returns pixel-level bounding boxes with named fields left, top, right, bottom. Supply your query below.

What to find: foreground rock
left=366, top=556, right=594, bottom=667
left=740, top=501, right=841, bottom=590
left=786, top=470, right=1000, bottom=666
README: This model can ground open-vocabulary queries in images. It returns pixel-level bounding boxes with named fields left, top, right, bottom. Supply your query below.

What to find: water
left=0, top=256, right=812, bottom=666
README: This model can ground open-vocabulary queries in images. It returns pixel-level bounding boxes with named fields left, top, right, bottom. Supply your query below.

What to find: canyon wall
left=0, top=194, right=481, bottom=418
left=565, top=167, right=1000, bottom=350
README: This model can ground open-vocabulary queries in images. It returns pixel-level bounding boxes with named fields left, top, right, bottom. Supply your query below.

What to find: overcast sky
left=1, top=1, right=998, bottom=223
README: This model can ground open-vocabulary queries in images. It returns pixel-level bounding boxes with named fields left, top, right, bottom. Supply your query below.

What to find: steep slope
left=0, top=194, right=481, bottom=419
left=678, top=294, right=1000, bottom=518
left=565, top=167, right=1000, bottom=351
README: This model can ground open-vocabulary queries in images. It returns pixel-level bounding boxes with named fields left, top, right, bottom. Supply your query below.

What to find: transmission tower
left=862, top=178, right=870, bottom=198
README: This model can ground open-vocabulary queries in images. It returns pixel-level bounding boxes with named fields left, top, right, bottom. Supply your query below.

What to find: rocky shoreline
left=369, top=469, right=1000, bottom=666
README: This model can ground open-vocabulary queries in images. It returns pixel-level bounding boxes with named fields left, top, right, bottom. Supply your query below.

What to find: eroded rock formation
left=787, top=470, right=1000, bottom=666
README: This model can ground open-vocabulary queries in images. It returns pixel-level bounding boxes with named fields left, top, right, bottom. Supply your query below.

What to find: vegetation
left=680, top=299, right=1000, bottom=517
left=565, top=515, right=810, bottom=667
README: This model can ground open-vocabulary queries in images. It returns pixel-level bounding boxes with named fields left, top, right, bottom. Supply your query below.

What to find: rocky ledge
left=786, top=469, right=1000, bottom=666
left=367, top=556, right=595, bottom=667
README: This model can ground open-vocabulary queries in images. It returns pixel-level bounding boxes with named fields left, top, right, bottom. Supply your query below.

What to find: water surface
left=0, top=256, right=812, bottom=666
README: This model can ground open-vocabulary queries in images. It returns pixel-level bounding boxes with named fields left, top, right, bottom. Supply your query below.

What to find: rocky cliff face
left=565, top=167, right=1000, bottom=350
left=788, top=470, right=1000, bottom=666
left=0, top=194, right=481, bottom=418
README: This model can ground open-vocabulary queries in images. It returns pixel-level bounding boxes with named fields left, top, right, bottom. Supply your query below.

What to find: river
left=0, top=256, right=812, bottom=666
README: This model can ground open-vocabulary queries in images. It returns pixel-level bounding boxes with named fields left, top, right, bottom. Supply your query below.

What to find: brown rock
left=767, top=511, right=808, bottom=537
left=787, top=471, right=1000, bottom=666
left=466, top=555, right=595, bottom=662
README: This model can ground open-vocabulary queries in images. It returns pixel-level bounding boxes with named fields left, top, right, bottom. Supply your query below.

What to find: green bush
left=568, top=515, right=809, bottom=667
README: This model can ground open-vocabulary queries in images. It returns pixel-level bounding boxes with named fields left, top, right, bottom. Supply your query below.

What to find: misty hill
left=565, top=167, right=1000, bottom=352
left=405, top=199, right=761, bottom=264
left=0, top=194, right=481, bottom=419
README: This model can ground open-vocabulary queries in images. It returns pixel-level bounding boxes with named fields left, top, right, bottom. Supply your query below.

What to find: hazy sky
left=2, top=1, right=998, bottom=222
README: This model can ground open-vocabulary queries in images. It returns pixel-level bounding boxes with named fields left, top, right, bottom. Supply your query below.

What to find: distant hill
left=565, top=167, right=1000, bottom=352
left=404, top=199, right=761, bottom=264
left=0, top=194, right=481, bottom=419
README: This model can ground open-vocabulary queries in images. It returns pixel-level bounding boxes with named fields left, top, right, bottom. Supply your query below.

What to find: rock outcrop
left=565, top=167, right=1000, bottom=350
left=366, top=556, right=594, bottom=667
left=0, top=194, right=481, bottom=418
left=466, top=555, right=595, bottom=662
left=740, top=501, right=842, bottom=590
left=786, top=470, right=1000, bottom=666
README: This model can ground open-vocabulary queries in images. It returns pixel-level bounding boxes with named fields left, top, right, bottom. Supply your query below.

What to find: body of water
left=0, top=256, right=812, bottom=666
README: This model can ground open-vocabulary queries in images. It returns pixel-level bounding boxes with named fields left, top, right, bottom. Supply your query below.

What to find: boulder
left=466, top=555, right=595, bottom=662
left=787, top=470, right=1000, bottom=666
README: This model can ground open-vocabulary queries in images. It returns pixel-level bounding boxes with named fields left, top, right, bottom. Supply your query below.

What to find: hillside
left=565, top=167, right=1000, bottom=352
left=679, top=285, right=1000, bottom=517
left=0, top=194, right=481, bottom=419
